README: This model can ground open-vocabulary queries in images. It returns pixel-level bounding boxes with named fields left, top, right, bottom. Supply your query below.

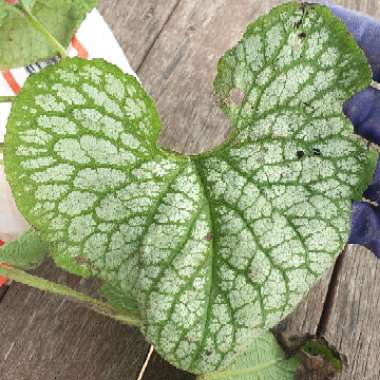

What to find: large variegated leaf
left=0, top=0, right=96, bottom=69
left=3, top=2, right=376, bottom=374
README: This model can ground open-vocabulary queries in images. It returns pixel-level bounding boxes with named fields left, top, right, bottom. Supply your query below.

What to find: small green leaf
left=0, top=228, right=48, bottom=269
left=0, top=0, right=97, bottom=69
left=197, top=331, right=299, bottom=380
left=3, top=2, right=377, bottom=375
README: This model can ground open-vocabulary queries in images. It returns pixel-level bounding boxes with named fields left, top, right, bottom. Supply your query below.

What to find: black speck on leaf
left=297, top=150, right=305, bottom=159
left=298, top=32, right=307, bottom=39
left=313, top=148, right=321, bottom=156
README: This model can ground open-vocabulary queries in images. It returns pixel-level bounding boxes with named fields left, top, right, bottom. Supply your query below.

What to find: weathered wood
left=141, top=352, right=195, bottom=380
left=0, top=261, right=149, bottom=380
left=321, top=246, right=380, bottom=380
left=97, top=0, right=180, bottom=71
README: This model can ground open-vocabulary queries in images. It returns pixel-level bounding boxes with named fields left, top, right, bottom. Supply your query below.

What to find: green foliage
left=2, top=1, right=377, bottom=376
left=0, top=0, right=97, bottom=69
left=0, top=229, right=48, bottom=269
left=303, top=340, right=342, bottom=371
left=197, top=331, right=299, bottom=380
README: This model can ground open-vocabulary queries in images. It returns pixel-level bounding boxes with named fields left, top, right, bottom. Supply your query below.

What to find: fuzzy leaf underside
left=0, top=0, right=96, bottom=69
left=197, top=331, right=299, bottom=380
left=3, top=2, right=376, bottom=375
left=0, top=229, right=48, bottom=269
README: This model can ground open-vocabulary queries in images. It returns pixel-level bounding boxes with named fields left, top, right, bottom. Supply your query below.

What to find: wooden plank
left=320, top=246, right=380, bottom=380
left=97, top=0, right=180, bottom=71
left=0, top=261, right=149, bottom=380
left=141, top=351, right=195, bottom=380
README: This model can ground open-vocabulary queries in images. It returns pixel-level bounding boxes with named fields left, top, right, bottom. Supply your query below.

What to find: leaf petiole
left=0, top=96, right=15, bottom=103
left=15, top=4, right=68, bottom=58
left=0, top=265, right=142, bottom=327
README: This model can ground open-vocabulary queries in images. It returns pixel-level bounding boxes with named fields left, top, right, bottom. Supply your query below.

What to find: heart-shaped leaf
left=0, top=0, right=96, bottom=69
left=197, top=331, right=299, bottom=380
left=4, top=2, right=376, bottom=374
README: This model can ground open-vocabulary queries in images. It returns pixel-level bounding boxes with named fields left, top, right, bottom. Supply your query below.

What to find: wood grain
left=97, top=0, right=180, bottom=71
left=321, top=246, right=380, bottom=380
left=0, top=261, right=149, bottom=380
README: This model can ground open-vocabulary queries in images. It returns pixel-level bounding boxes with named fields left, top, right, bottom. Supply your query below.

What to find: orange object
left=0, top=240, right=7, bottom=287
left=2, top=71, right=21, bottom=94
left=71, top=35, right=89, bottom=59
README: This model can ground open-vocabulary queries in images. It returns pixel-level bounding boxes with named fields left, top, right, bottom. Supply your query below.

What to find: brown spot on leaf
left=205, top=232, right=213, bottom=241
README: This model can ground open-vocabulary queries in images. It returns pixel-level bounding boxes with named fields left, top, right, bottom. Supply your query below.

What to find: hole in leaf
left=313, top=148, right=321, bottom=156
left=228, top=88, right=245, bottom=107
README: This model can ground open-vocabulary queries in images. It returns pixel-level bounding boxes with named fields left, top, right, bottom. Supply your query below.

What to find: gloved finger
left=343, top=86, right=380, bottom=146
left=349, top=201, right=380, bottom=258
left=363, top=157, right=380, bottom=204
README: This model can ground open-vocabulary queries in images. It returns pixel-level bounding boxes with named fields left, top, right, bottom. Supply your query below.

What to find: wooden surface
left=1, top=1, right=380, bottom=379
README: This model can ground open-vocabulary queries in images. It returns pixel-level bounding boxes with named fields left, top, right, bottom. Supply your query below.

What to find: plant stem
left=0, top=265, right=142, bottom=327
left=0, top=96, right=14, bottom=103
left=16, top=5, right=68, bottom=58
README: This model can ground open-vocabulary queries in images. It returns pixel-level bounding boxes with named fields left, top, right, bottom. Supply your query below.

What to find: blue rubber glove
left=316, top=1, right=380, bottom=257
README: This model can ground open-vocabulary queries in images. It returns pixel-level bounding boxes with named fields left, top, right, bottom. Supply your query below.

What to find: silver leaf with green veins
left=4, top=2, right=377, bottom=375
left=0, top=0, right=96, bottom=69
